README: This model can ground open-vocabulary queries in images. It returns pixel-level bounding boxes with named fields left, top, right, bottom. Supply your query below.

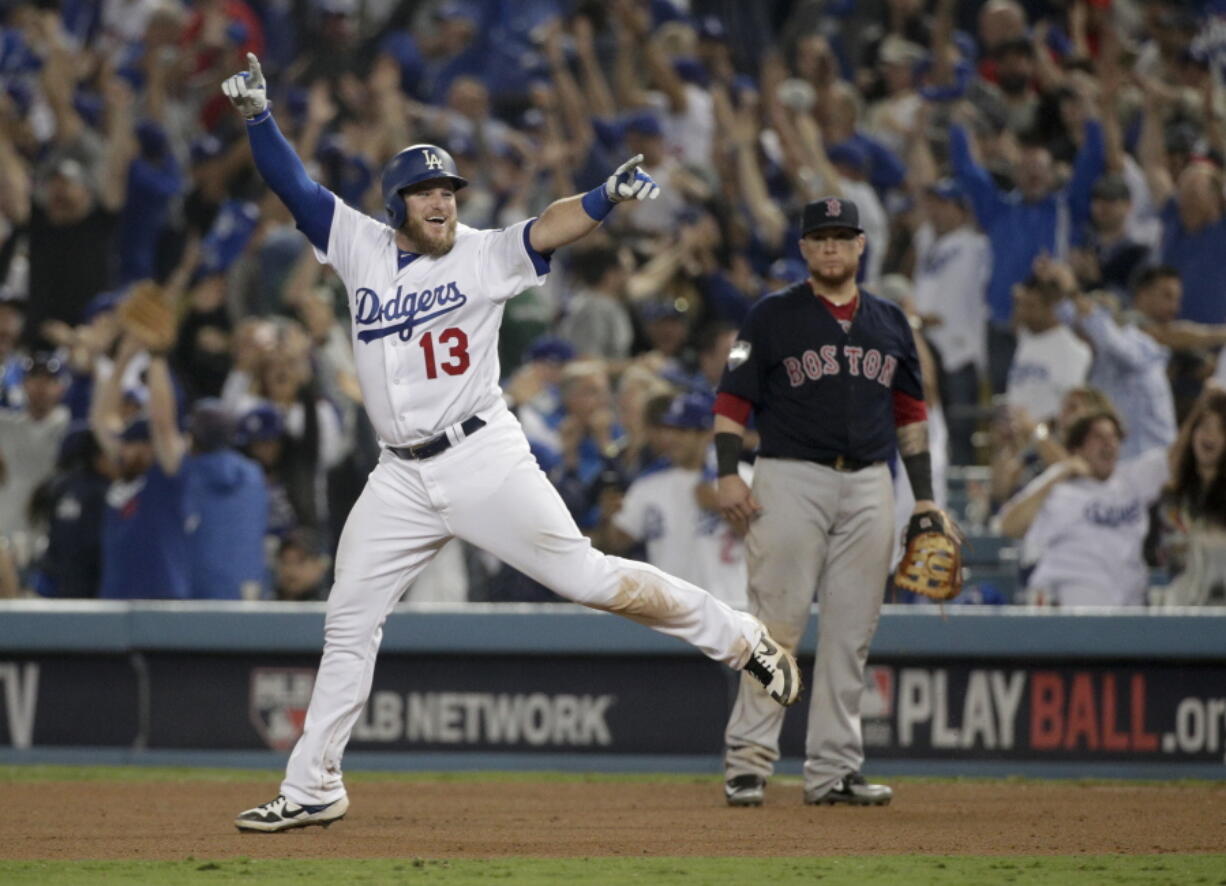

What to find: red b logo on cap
left=825, top=197, right=842, bottom=216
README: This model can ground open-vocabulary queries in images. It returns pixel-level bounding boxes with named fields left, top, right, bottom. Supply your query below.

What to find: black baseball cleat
left=724, top=774, right=766, bottom=807
left=234, top=794, right=349, bottom=832
left=743, top=629, right=803, bottom=706
left=804, top=772, right=892, bottom=806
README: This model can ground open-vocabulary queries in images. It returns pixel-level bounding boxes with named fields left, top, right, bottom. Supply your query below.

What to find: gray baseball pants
left=724, top=457, right=894, bottom=797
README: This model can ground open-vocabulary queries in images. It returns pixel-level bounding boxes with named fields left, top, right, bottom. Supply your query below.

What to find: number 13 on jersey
left=418, top=327, right=470, bottom=379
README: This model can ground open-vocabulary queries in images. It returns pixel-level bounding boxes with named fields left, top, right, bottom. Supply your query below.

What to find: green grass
left=1, top=856, right=1222, bottom=886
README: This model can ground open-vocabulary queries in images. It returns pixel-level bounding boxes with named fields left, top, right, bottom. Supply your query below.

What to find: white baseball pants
left=282, top=408, right=762, bottom=805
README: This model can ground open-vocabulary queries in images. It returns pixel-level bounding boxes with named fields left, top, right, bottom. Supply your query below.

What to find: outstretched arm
left=146, top=353, right=187, bottom=476
left=529, top=154, right=659, bottom=253
left=222, top=54, right=334, bottom=252
left=1136, top=77, right=1174, bottom=208
left=948, top=120, right=1006, bottom=226
left=998, top=458, right=1089, bottom=539
left=89, top=335, right=141, bottom=465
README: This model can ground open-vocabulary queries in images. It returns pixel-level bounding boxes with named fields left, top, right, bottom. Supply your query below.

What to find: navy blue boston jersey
left=718, top=283, right=923, bottom=463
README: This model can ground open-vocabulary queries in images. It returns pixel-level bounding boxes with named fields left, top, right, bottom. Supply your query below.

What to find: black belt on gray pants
left=813, top=455, right=877, bottom=473
left=388, top=416, right=486, bottom=460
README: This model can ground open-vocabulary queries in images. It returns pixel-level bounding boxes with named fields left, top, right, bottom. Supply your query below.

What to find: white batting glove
left=605, top=154, right=660, bottom=202
left=221, top=52, right=268, bottom=118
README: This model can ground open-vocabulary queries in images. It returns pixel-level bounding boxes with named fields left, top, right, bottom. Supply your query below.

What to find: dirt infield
left=5, top=779, right=1225, bottom=860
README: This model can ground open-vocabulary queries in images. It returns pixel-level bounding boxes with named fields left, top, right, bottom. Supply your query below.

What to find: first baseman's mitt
left=117, top=281, right=178, bottom=354
left=894, top=510, right=963, bottom=601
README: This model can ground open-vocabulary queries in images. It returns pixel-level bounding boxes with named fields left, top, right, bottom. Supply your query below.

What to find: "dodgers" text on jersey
left=354, top=282, right=468, bottom=343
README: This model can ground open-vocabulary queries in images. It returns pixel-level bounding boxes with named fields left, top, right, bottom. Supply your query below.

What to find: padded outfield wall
left=1, top=602, right=1224, bottom=779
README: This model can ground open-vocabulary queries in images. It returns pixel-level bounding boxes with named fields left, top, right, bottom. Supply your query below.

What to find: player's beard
left=403, top=215, right=458, bottom=257
left=810, top=261, right=857, bottom=288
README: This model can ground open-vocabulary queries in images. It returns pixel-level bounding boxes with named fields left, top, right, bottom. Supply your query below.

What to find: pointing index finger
left=619, top=153, right=644, bottom=174
left=247, top=52, right=263, bottom=80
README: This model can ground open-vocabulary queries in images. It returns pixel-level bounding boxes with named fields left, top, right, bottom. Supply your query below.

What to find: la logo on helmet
left=422, top=150, right=444, bottom=170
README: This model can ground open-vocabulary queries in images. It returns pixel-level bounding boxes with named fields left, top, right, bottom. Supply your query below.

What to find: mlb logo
left=825, top=197, right=842, bottom=217
left=249, top=668, right=316, bottom=750
left=727, top=339, right=752, bottom=370
left=860, top=665, right=894, bottom=719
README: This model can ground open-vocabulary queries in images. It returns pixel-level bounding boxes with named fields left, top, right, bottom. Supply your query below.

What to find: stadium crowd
left=0, top=0, right=1223, bottom=606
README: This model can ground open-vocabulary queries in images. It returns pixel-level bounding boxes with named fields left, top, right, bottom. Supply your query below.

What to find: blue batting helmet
left=381, top=144, right=468, bottom=228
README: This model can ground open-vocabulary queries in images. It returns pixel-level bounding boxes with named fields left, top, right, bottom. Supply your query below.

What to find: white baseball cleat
left=234, top=793, right=349, bottom=832
left=743, top=630, right=802, bottom=706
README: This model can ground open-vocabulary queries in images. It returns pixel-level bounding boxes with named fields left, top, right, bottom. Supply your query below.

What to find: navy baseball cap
left=623, top=110, right=663, bottom=138
left=826, top=142, right=868, bottom=174
left=926, top=178, right=967, bottom=204
left=235, top=403, right=284, bottom=446
left=83, top=287, right=127, bottom=321
left=802, top=196, right=864, bottom=235
left=673, top=57, right=709, bottom=88
left=189, top=134, right=224, bottom=166
left=640, top=298, right=690, bottom=322
left=525, top=336, right=576, bottom=364
left=660, top=392, right=715, bottom=431
left=57, top=421, right=100, bottom=467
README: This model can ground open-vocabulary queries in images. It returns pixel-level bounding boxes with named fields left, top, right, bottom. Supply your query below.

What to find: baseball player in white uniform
left=222, top=56, right=799, bottom=832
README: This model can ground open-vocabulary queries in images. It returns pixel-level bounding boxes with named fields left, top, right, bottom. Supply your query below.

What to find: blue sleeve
left=1065, top=119, right=1105, bottom=226
left=521, top=220, right=553, bottom=275
left=948, top=124, right=1005, bottom=227
left=245, top=111, right=335, bottom=253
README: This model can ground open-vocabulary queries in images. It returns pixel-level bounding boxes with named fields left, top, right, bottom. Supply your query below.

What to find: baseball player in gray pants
left=715, top=197, right=940, bottom=806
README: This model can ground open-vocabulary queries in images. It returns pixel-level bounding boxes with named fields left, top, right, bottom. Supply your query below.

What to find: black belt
left=389, top=416, right=486, bottom=460
left=814, top=455, right=877, bottom=473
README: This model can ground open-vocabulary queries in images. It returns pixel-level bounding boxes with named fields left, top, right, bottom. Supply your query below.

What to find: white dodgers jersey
left=1021, top=448, right=1169, bottom=606
left=316, top=195, right=548, bottom=444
